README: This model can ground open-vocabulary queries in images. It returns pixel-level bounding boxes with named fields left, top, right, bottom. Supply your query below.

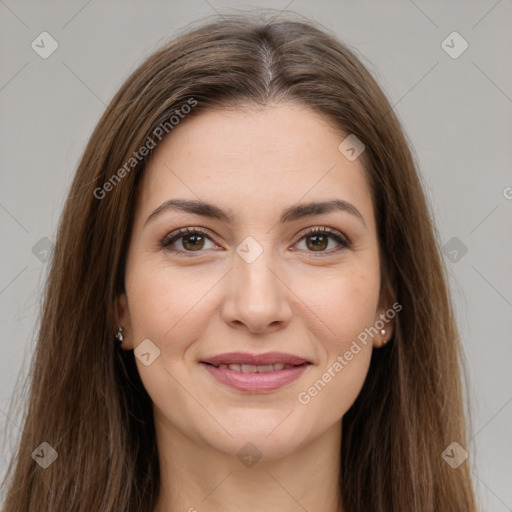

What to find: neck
left=152, top=411, right=343, bottom=512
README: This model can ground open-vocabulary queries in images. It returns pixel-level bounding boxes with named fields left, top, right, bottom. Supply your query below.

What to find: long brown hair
left=2, top=12, right=478, bottom=511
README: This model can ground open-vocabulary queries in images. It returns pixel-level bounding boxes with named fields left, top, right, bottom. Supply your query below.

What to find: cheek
left=293, top=262, right=379, bottom=411
left=126, top=260, right=214, bottom=345
left=299, top=343, right=372, bottom=431
left=125, top=263, right=214, bottom=422
left=295, top=260, right=381, bottom=346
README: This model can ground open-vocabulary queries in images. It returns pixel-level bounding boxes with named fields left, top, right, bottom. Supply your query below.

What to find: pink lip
left=200, top=351, right=310, bottom=366
left=199, top=352, right=312, bottom=393
left=201, top=362, right=310, bottom=393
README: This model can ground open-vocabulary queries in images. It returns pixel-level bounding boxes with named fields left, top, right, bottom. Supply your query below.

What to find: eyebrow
left=144, top=198, right=367, bottom=228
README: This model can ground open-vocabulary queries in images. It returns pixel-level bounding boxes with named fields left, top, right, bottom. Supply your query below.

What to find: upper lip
left=200, top=351, right=311, bottom=366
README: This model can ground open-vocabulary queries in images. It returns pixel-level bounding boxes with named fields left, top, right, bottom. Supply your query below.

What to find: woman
left=2, top=12, right=479, bottom=511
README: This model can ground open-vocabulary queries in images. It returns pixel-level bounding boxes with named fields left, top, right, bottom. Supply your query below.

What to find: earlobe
left=114, top=293, right=133, bottom=350
left=376, top=326, right=391, bottom=348
left=373, top=299, right=397, bottom=348
left=374, top=279, right=397, bottom=348
left=114, top=326, right=129, bottom=350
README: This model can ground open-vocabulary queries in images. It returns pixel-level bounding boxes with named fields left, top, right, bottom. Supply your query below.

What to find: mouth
left=202, top=362, right=305, bottom=372
left=199, top=352, right=312, bottom=393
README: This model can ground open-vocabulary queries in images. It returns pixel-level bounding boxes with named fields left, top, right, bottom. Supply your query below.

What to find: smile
left=207, top=362, right=298, bottom=372
left=200, top=360, right=311, bottom=393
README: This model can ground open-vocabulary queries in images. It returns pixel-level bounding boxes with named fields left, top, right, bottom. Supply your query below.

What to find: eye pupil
left=182, top=234, right=205, bottom=251
left=306, top=235, right=328, bottom=251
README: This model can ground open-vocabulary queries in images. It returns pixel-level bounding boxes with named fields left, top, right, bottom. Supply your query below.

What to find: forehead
left=136, top=104, right=374, bottom=229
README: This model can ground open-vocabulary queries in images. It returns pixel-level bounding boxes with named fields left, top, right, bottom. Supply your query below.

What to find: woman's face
left=117, top=103, right=393, bottom=460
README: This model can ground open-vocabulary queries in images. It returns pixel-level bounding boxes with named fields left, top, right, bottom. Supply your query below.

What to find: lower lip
left=200, top=363, right=310, bottom=393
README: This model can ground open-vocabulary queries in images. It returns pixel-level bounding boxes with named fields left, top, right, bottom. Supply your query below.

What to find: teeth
left=215, top=362, right=295, bottom=372
left=256, top=364, right=274, bottom=373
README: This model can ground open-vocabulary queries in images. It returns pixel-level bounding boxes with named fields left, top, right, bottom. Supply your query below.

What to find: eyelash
left=160, top=226, right=351, bottom=258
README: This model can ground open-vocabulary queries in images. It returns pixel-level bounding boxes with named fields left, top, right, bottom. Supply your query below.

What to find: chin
left=208, top=433, right=303, bottom=463
left=198, top=413, right=310, bottom=461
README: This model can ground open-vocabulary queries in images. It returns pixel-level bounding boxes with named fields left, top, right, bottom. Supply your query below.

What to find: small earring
left=115, top=326, right=124, bottom=347
left=380, top=329, right=388, bottom=345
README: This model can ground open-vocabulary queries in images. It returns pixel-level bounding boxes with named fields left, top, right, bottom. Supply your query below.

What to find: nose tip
left=221, top=254, right=293, bottom=334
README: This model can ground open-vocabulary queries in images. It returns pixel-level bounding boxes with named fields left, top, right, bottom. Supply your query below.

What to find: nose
left=220, top=245, right=293, bottom=334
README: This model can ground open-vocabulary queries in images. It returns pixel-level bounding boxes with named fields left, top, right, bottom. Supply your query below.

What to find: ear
left=372, top=277, right=397, bottom=348
left=114, top=292, right=134, bottom=350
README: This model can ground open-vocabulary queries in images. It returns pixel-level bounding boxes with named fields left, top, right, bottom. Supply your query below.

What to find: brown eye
left=161, top=227, right=217, bottom=257
left=180, top=233, right=205, bottom=251
left=295, top=227, right=351, bottom=256
left=305, top=233, right=329, bottom=251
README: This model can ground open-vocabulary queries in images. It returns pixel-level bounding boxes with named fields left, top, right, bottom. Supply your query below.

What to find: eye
left=293, top=226, right=351, bottom=257
left=160, top=226, right=351, bottom=258
left=160, top=227, right=218, bottom=257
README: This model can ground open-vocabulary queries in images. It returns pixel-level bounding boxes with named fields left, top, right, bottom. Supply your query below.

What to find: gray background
left=1, top=0, right=511, bottom=510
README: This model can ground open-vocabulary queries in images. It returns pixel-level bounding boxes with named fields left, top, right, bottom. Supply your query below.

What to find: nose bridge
left=235, top=235, right=282, bottom=300
left=222, top=235, right=292, bottom=331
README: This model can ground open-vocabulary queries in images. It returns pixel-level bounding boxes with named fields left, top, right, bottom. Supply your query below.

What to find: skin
left=116, top=103, right=394, bottom=512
